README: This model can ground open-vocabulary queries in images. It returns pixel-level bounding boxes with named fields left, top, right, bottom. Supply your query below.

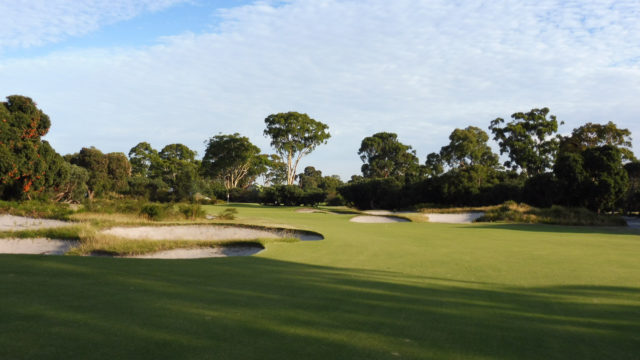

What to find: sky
left=1, top=0, right=639, bottom=180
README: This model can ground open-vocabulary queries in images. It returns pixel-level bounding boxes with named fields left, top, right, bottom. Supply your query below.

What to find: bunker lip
left=99, top=224, right=324, bottom=241
left=0, top=214, right=73, bottom=231
left=90, top=244, right=265, bottom=259
left=0, top=238, right=78, bottom=255
left=422, top=212, right=485, bottom=224
left=350, top=215, right=411, bottom=223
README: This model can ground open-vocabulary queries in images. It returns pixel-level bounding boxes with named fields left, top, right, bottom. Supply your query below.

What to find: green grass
left=1, top=203, right=639, bottom=359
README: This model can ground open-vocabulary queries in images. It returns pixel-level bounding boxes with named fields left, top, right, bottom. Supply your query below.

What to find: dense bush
left=178, top=203, right=205, bottom=220
left=477, top=201, right=626, bottom=226
left=260, top=185, right=327, bottom=206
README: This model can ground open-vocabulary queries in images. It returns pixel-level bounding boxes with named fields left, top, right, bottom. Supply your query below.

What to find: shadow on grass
left=1, top=256, right=639, bottom=360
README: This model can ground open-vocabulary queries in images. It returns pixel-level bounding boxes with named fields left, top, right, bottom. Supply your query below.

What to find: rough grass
left=1, top=203, right=639, bottom=359
left=477, top=201, right=627, bottom=226
left=0, top=200, right=74, bottom=220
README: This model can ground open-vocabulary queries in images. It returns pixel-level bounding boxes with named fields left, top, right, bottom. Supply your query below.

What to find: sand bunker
left=623, top=216, right=640, bottom=229
left=296, top=208, right=322, bottom=213
left=350, top=215, right=410, bottom=223
left=101, top=225, right=323, bottom=241
left=423, top=213, right=484, bottom=224
left=0, top=238, right=77, bottom=255
left=362, top=210, right=394, bottom=215
left=0, top=214, right=72, bottom=231
left=125, top=246, right=263, bottom=259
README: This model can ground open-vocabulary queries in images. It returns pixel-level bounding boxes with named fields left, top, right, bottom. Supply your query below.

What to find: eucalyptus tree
left=202, top=133, right=262, bottom=201
left=489, top=107, right=562, bottom=176
left=263, top=112, right=331, bottom=185
left=358, top=132, right=420, bottom=179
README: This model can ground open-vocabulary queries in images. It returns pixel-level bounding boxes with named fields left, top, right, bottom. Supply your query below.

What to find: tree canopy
left=489, top=107, right=562, bottom=176
left=560, top=121, right=635, bottom=162
left=358, top=132, right=420, bottom=179
left=0, top=95, right=70, bottom=200
left=263, top=112, right=330, bottom=185
left=202, top=133, right=263, bottom=199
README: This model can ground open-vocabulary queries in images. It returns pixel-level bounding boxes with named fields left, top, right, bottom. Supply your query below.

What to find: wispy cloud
left=1, top=0, right=639, bottom=178
left=0, top=0, right=189, bottom=50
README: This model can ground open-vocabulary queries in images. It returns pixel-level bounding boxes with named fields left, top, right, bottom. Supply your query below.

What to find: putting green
left=1, top=204, right=639, bottom=360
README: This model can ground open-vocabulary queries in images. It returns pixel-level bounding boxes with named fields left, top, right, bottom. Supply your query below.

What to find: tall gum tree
left=489, top=107, right=562, bottom=177
left=263, top=112, right=330, bottom=185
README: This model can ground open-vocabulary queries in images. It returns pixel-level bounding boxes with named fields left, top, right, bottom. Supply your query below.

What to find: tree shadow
left=1, top=256, right=639, bottom=360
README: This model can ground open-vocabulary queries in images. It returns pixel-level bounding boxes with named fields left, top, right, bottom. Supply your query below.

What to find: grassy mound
left=477, top=201, right=627, bottom=226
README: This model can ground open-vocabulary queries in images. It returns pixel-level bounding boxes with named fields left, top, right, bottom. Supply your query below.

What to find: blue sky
left=1, top=0, right=639, bottom=179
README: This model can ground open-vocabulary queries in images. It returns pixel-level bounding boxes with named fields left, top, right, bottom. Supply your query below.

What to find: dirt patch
left=125, top=245, right=264, bottom=259
left=350, top=215, right=410, bottom=223
left=0, top=214, right=72, bottom=231
left=0, top=238, right=77, bottom=255
left=101, top=225, right=323, bottom=241
left=423, top=213, right=484, bottom=224
left=362, top=210, right=394, bottom=215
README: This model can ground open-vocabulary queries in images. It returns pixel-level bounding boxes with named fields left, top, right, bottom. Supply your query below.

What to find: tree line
left=1, top=95, right=638, bottom=213
left=342, top=108, right=638, bottom=213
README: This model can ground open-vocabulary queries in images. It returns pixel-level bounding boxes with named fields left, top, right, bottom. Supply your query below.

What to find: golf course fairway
left=1, top=204, right=639, bottom=359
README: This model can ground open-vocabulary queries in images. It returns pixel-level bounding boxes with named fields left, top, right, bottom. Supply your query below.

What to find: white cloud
left=0, top=0, right=189, bottom=50
left=1, top=0, right=639, bottom=178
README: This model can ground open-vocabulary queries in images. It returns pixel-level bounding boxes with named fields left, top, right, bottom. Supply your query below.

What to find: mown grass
left=1, top=203, right=639, bottom=359
left=477, top=201, right=627, bottom=226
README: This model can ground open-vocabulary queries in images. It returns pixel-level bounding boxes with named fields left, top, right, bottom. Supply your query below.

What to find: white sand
left=0, top=214, right=72, bottom=231
left=362, top=210, right=394, bottom=215
left=0, top=238, right=77, bottom=255
left=350, top=215, right=410, bottom=223
left=126, top=246, right=263, bottom=259
left=296, top=208, right=320, bottom=213
left=101, top=225, right=323, bottom=241
left=423, top=213, right=484, bottom=224
left=623, top=216, right=640, bottom=229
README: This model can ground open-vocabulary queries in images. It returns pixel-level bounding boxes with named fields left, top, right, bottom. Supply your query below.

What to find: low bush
left=178, top=203, right=205, bottom=220
left=477, top=201, right=626, bottom=226
left=217, top=208, right=238, bottom=220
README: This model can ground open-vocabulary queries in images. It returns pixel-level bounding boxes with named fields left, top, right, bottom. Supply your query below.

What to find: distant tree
left=358, top=132, right=420, bottom=179
left=555, top=145, right=628, bottom=212
left=560, top=121, right=635, bottom=162
left=158, top=143, right=199, bottom=200
left=624, top=161, right=640, bottom=212
left=68, top=147, right=110, bottom=199
left=489, top=107, right=562, bottom=176
left=0, top=95, right=60, bottom=200
left=202, top=133, right=262, bottom=202
left=424, top=153, right=444, bottom=178
left=264, top=112, right=331, bottom=185
left=262, top=154, right=288, bottom=186
left=440, top=126, right=499, bottom=169
left=128, top=142, right=159, bottom=177
left=297, top=166, right=323, bottom=190
left=106, top=152, right=131, bottom=193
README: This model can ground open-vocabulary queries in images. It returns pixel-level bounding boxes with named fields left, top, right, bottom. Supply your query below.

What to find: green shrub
left=217, top=208, right=238, bottom=220
left=477, top=201, right=626, bottom=226
left=178, top=203, right=205, bottom=220
left=139, top=204, right=165, bottom=220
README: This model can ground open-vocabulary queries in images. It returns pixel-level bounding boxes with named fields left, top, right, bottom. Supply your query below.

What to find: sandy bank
left=350, top=215, right=410, bottom=223
left=0, top=214, right=71, bottom=231
left=101, top=225, right=323, bottom=241
left=423, top=213, right=484, bottom=224
left=0, top=238, right=77, bottom=255
left=125, top=246, right=263, bottom=259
